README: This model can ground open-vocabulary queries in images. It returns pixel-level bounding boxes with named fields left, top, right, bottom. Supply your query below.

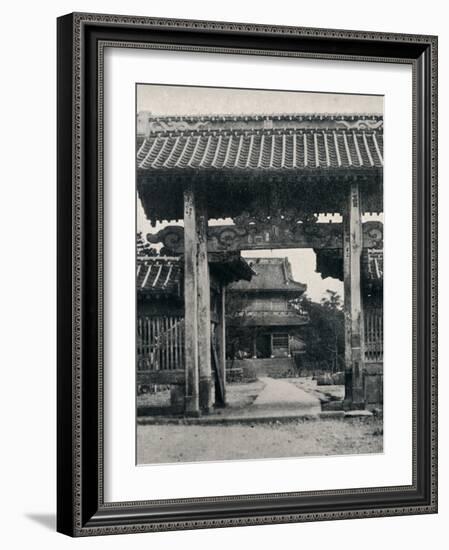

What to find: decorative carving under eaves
left=147, top=221, right=383, bottom=254
left=233, top=209, right=318, bottom=232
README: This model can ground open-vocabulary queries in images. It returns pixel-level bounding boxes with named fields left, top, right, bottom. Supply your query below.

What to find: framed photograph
left=57, top=12, right=437, bottom=536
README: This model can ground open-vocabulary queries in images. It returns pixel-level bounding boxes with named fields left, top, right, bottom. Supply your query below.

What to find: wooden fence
left=364, top=307, right=383, bottom=362
left=137, top=316, right=185, bottom=372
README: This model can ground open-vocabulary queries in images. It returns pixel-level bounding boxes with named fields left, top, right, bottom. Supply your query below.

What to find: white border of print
left=103, top=46, right=412, bottom=503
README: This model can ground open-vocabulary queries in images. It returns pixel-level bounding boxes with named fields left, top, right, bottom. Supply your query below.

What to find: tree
left=296, top=290, right=344, bottom=372
left=320, top=290, right=343, bottom=372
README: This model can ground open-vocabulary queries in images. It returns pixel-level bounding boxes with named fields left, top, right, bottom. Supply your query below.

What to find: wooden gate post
left=343, top=213, right=353, bottom=400
left=343, top=181, right=366, bottom=404
left=215, top=284, right=227, bottom=406
left=196, top=201, right=213, bottom=412
left=183, top=187, right=200, bottom=416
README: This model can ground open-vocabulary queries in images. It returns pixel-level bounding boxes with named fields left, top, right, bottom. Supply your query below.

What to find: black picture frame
left=57, top=12, right=438, bottom=536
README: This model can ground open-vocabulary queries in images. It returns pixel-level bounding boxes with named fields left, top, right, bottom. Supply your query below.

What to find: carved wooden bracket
left=147, top=221, right=383, bottom=254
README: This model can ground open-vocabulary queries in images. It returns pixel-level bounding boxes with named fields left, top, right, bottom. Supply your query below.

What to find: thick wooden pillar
left=215, top=284, right=227, bottom=406
left=343, top=213, right=353, bottom=400
left=183, top=188, right=199, bottom=416
left=196, top=202, right=213, bottom=412
left=343, top=182, right=365, bottom=404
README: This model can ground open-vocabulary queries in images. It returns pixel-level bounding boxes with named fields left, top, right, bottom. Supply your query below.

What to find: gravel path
left=137, top=417, right=383, bottom=464
left=253, top=377, right=321, bottom=413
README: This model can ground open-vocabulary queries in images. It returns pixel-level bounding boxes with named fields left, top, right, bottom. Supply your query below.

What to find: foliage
left=295, top=290, right=345, bottom=372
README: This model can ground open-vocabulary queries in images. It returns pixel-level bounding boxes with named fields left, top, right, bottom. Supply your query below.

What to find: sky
left=136, top=85, right=383, bottom=302
left=137, top=84, right=383, bottom=116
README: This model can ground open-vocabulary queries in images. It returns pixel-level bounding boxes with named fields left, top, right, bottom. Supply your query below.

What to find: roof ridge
left=139, top=112, right=383, bottom=121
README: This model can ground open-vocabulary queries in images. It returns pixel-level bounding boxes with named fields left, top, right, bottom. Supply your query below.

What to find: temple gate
left=137, top=112, right=384, bottom=414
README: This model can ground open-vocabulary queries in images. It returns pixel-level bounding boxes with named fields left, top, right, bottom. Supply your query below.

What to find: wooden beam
left=183, top=188, right=199, bottom=416
left=197, top=202, right=213, bottom=412
left=148, top=221, right=383, bottom=253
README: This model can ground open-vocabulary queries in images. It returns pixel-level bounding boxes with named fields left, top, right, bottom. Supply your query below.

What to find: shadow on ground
left=25, top=513, right=56, bottom=531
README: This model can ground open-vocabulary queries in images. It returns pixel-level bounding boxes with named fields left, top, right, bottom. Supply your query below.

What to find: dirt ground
left=137, top=380, right=266, bottom=410
left=137, top=417, right=383, bottom=464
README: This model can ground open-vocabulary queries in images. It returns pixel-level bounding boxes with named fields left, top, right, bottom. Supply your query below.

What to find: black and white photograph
left=136, top=84, right=384, bottom=465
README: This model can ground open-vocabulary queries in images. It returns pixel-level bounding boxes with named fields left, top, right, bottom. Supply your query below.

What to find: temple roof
left=137, top=257, right=182, bottom=296
left=228, top=257, right=306, bottom=295
left=137, top=253, right=254, bottom=297
left=137, top=113, right=383, bottom=171
left=137, top=113, right=384, bottom=223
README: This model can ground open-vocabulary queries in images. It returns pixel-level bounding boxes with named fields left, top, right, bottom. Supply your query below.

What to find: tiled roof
left=364, top=249, right=383, bottom=281
left=228, top=258, right=306, bottom=294
left=137, top=257, right=182, bottom=295
left=315, top=248, right=383, bottom=283
left=137, top=254, right=254, bottom=296
left=137, top=129, right=383, bottom=171
left=137, top=114, right=383, bottom=171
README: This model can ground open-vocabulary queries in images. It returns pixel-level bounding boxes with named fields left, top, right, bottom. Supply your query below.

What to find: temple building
left=226, top=257, right=308, bottom=360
